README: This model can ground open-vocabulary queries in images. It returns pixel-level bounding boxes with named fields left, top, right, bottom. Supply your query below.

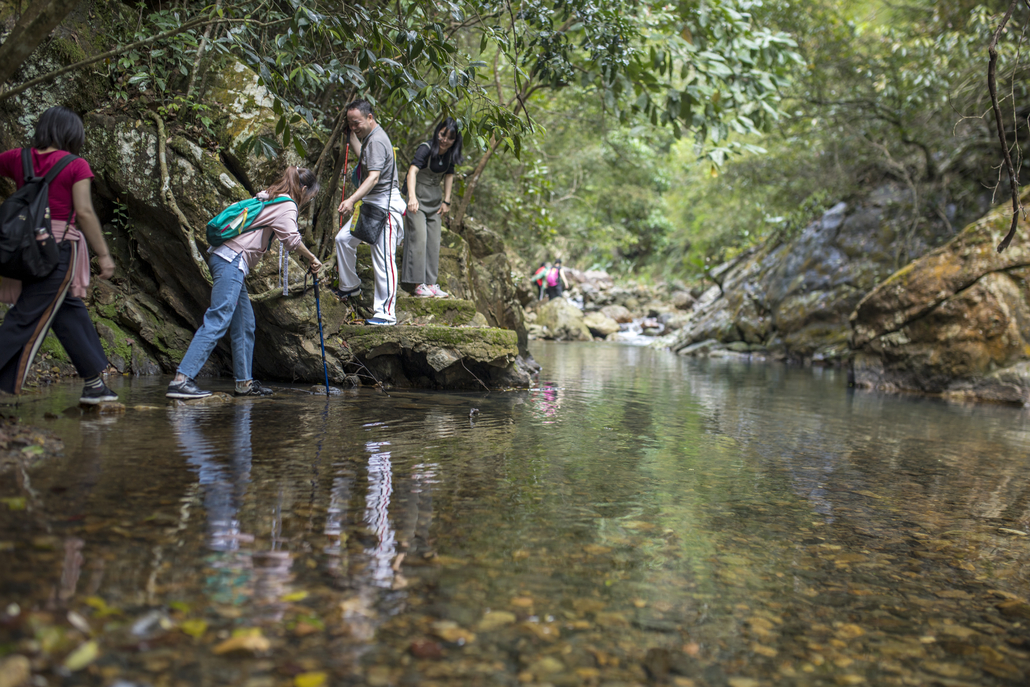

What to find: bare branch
left=989, top=0, right=1022, bottom=252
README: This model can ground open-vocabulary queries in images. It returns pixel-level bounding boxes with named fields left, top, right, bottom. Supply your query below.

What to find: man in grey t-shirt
left=335, top=99, right=405, bottom=325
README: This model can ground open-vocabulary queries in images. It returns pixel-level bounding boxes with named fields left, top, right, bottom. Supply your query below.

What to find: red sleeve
left=67, top=157, right=94, bottom=184
left=0, top=149, right=22, bottom=181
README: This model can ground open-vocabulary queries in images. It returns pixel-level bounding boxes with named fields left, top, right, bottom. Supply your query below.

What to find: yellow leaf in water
left=0, top=497, right=26, bottom=511
left=294, top=671, right=328, bottom=687
left=282, top=591, right=309, bottom=602
left=213, top=630, right=270, bottom=655
left=835, top=623, right=865, bottom=639
left=63, top=640, right=99, bottom=671
left=180, top=619, right=208, bottom=639
left=83, top=596, right=119, bottom=617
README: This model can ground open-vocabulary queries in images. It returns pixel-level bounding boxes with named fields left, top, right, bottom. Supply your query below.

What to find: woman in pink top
left=166, top=167, right=322, bottom=399
left=0, top=107, right=118, bottom=404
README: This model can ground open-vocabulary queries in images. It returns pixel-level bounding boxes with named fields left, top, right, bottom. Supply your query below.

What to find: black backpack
left=0, top=148, right=77, bottom=282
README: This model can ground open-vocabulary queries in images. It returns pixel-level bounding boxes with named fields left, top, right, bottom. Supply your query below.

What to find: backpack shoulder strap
left=42, top=154, right=78, bottom=185
left=21, top=148, right=33, bottom=182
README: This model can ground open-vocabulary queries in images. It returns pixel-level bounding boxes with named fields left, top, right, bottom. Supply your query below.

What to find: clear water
left=2, top=342, right=1030, bottom=686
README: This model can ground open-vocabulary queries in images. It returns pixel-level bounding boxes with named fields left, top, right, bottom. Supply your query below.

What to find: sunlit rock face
left=670, top=184, right=959, bottom=363
left=850, top=187, right=1030, bottom=404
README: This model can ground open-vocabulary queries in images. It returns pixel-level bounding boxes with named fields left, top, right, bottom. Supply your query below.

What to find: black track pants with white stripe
left=0, top=241, right=109, bottom=394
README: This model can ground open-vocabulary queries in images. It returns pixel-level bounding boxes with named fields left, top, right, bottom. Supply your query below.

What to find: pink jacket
left=221, top=192, right=304, bottom=270
left=0, top=219, right=89, bottom=304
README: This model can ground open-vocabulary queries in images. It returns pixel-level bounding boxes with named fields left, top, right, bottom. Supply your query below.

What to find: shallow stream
left=2, top=342, right=1030, bottom=686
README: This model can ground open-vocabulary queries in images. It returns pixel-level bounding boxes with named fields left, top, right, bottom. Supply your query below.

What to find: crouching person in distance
left=167, top=167, right=322, bottom=400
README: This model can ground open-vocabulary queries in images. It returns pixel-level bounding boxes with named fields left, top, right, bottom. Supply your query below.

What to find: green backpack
left=206, top=196, right=296, bottom=248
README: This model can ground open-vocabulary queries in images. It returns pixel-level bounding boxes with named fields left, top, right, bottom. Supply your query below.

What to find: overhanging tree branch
left=0, top=14, right=290, bottom=104
left=989, top=0, right=1022, bottom=252
left=0, top=0, right=80, bottom=88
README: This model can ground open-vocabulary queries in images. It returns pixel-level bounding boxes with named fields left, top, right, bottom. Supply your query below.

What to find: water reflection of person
left=170, top=405, right=295, bottom=620
left=327, top=438, right=437, bottom=639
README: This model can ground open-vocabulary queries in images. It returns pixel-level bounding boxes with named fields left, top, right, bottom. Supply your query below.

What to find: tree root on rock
left=147, top=111, right=212, bottom=285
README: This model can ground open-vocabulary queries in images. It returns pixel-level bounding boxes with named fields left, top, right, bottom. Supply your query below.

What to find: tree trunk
left=0, top=0, right=80, bottom=87
left=452, top=135, right=500, bottom=228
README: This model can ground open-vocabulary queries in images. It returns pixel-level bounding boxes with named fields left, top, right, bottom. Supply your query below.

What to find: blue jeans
left=177, top=253, right=255, bottom=382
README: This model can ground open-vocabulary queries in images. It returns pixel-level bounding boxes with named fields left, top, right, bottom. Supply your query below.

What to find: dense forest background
left=2, top=0, right=1029, bottom=282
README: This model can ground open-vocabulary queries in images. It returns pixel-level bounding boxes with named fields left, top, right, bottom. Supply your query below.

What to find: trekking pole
left=338, top=143, right=349, bottom=231
left=313, top=274, right=331, bottom=396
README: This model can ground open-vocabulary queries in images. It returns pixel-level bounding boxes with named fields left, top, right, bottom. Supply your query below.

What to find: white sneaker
left=428, top=284, right=449, bottom=298
left=414, top=284, right=434, bottom=298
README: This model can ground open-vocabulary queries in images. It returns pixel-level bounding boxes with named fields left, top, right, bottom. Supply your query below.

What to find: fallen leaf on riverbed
left=294, top=671, right=328, bottom=687
left=63, top=640, right=99, bottom=671
left=212, top=629, right=270, bottom=655
left=180, top=619, right=207, bottom=639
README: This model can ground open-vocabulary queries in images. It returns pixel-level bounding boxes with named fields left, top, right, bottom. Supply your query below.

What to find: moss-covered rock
left=329, top=324, right=529, bottom=389
left=397, top=296, right=478, bottom=326
left=671, top=186, right=958, bottom=363
left=850, top=188, right=1030, bottom=403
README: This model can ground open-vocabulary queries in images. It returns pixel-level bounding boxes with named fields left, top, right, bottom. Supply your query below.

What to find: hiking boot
left=365, top=317, right=395, bottom=326
left=428, top=284, right=449, bottom=298
left=79, top=382, right=118, bottom=405
left=414, top=284, right=433, bottom=298
left=166, top=377, right=212, bottom=400
left=235, top=379, right=275, bottom=397
left=330, top=285, right=361, bottom=300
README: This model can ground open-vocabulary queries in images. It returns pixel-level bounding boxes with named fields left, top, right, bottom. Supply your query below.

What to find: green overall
left=402, top=164, right=445, bottom=285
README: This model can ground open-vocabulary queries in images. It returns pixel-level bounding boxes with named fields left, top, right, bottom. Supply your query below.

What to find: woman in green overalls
left=402, top=117, right=463, bottom=298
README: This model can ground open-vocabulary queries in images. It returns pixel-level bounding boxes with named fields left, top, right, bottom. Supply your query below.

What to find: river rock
left=169, top=392, right=234, bottom=406
left=583, top=312, right=620, bottom=338
left=671, top=290, right=695, bottom=310
left=536, top=299, right=592, bottom=341
left=600, top=305, right=634, bottom=323
left=331, top=324, right=530, bottom=389
left=670, top=186, right=961, bottom=363
left=850, top=187, right=1030, bottom=403
left=0, top=655, right=30, bottom=687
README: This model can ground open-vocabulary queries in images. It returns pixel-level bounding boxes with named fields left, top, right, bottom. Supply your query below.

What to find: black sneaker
left=330, top=285, right=361, bottom=300
left=79, top=382, right=118, bottom=405
left=235, top=380, right=274, bottom=397
left=166, top=377, right=212, bottom=399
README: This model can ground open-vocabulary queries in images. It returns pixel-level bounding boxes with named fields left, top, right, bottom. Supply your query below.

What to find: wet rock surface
left=668, top=185, right=959, bottom=364
left=850, top=186, right=1030, bottom=403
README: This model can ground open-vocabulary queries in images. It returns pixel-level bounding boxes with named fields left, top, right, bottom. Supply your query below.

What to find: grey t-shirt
left=359, top=124, right=400, bottom=208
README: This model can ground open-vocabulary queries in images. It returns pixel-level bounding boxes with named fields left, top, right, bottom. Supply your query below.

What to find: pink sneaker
left=414, top=284, right=434, bottom=297
left=428, top=284, right=449, bottom=298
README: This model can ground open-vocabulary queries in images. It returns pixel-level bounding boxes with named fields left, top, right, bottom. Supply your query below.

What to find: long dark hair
left=429, top=117, right=463, bottom=166
left=32, top=106, right=85, bottom=155
left=265, top=166, right=320, bottom=207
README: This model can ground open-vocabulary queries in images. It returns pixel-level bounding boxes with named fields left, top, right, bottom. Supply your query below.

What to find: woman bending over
left=167, top=166, right=322, bottom=399
left=402, top=117, right=463, bottom=298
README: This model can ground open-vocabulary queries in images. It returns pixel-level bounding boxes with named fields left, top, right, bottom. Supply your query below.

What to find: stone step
left=396, top=296, right=480, bottom=327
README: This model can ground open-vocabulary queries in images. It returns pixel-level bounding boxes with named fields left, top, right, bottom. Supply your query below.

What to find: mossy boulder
left=850, top=186, right=1030, bottom=403
left=397, top=297, right=478, bottom=326
left=536, top=298, right=591, bottom=341
left=329, top=324, right=530, bottom=389
left=671, top=185, right=960, bottom=363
